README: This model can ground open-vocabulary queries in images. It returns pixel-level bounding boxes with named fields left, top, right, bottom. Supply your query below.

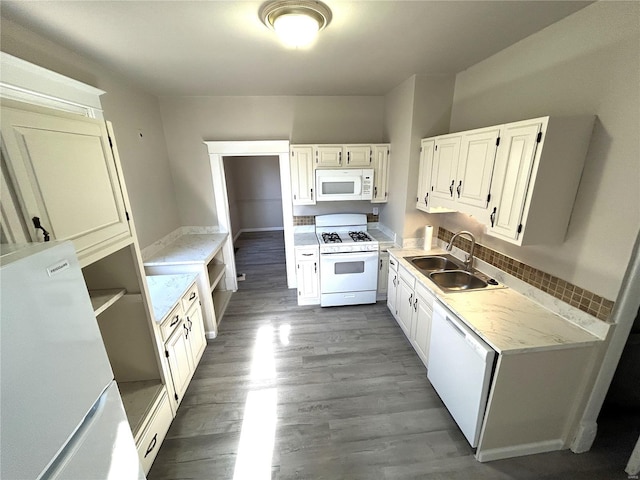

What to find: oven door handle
left=320, top=251, right=378, bottom=260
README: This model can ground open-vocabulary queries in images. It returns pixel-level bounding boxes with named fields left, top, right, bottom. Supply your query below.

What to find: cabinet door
left=386, top=261, right=399, bottom=318
left=1, top=103, right=131, bottom=258
left=431, top=134, right=462, bottom=205
left=456, top=127, right=500, bottom=210
left=165, top=320, right=194, bottom=405
left=416, top=139, right=435, bottom=212
left=296, top=258, right=319, bottom=304
left=315, top=145, right=343, bottom=167
left=290, top=146, right=315, bottom=205
left=185, top=302, right=206, bottom=367
left=344, top=145, right=371, bottom=167
left=377, top=252, right=389, bottom=298
left=488, top=121, right=543, bottom=241
left=413, top=292, right=433, bottom=368
left=371, top=145, right=389, bottom=203
left=396, top=277, right=414, bottom=338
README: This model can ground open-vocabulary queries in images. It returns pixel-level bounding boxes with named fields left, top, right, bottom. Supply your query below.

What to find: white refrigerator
left=0, top=241, right=145, bottom=480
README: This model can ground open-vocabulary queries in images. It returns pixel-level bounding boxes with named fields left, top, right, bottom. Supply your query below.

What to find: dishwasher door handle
left=445, top=315, right=466, bottom=338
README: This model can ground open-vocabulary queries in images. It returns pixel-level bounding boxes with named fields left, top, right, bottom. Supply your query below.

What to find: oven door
left=320, top=251, right=379, bottom=294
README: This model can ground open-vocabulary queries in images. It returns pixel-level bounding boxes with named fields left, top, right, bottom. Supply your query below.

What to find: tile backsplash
left=438, top=228, right=615, bottom=322
left=293, top=214, right=379, bottom=226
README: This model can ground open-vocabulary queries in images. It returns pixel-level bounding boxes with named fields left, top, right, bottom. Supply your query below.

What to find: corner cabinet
left=1, top=100, right=132, bottom=266
left=417, top=116, right=594, bottom=245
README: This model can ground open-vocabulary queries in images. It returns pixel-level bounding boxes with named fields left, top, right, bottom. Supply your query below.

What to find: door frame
left=204, top=140, right=296, bottom=289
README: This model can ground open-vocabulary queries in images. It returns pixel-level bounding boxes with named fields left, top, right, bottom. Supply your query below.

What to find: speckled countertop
left=143, top=233, right=227, bottom=266
left=388, top=247, right=601, bottom=355
left=294, top=232, right=319, bottom=247
left=146, top=273, right=198, bottom=322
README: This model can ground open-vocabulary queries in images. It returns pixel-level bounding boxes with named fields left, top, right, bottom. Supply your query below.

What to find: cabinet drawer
left=295, top=246, right=319, bottom=260
left=399, top=265, right=415, bottom=288
left=181, top=282, right=199, bottom=312
left=137, top=391, right=173, bottom=475
left=388, top=255, right=399, bottom=273
left=160, top=303, right=183, bottom=342
left=415, top=282, right=435, bottom=309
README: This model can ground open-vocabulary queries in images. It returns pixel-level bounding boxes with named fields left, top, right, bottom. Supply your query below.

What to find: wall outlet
left=372, top=207, right=379, bottom=215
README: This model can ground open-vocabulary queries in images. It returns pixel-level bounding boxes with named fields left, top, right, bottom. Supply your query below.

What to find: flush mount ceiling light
left=260, top=0, right=332, bottom=48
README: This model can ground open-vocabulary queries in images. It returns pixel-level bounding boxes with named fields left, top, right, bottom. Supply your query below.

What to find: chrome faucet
left=446, top=230, right=476, bottom=271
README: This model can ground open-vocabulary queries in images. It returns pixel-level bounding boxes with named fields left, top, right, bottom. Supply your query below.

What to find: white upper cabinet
left=344, top=145, right=372, bottom=167
left=371, top=144, right=390, bottom=203
left=430, top=134, right=462, bottom=208
left=416, top=138, right=453, bottom=213
left=1, top=100, right=132, bottom=265
left=456, top=126, right=500, bottom=213
left=315, top=145, right=343, bottom=167
left=290, top=145, right=315, bottom=205
left=487, top=116, right=594, bottom=245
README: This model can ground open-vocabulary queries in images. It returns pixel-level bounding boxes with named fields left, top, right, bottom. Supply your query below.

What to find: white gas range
left=315, top=214, right=379, bottom=307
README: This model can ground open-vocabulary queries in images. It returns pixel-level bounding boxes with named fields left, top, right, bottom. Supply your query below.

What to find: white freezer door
left=48, top=381, right=145, bottom=480
left=0, top=241, right=114, bottom=480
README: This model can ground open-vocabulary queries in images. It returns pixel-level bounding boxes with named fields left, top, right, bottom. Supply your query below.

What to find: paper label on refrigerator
left=47, top=259, right=70, bottom=277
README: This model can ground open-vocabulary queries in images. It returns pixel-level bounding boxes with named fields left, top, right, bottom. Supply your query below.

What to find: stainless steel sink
left=407, top=254, right=463, bottom=272
left=429, top=270, right=489, bottom=291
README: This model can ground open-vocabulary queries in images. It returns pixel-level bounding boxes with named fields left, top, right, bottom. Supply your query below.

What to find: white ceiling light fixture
left=260, top=0, right=332, bottom=49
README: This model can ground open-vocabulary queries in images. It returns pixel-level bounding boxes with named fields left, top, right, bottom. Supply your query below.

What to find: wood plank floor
left=149, top=231, right=635, bottom=480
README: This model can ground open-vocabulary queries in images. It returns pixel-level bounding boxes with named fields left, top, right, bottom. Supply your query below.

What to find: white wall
left=225, top=155, right=283, bottom=232
left=0, top=18, right=181, bottom=249
left=158, top=96, right=385, bottom=227
left=381, top=75, right=455, bottom=245
left=444, top=1, right=640, bottom=300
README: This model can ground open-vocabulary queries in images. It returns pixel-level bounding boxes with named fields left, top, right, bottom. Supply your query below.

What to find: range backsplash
left=293, top=214, right=379, bottom=226
left=438, top=228, right=615, bottom=322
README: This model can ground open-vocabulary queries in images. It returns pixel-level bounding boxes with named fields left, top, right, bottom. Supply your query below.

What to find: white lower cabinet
left=135, top=390, right=173, bottom=475
left=386, top=255, right=399, bottom=318
left=392, top=263, right=434, bottom=369
left=295, top=245, right=320, bottom=305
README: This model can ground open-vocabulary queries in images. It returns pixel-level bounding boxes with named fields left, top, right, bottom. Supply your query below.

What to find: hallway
left=149, top=231, right=634, bottom=480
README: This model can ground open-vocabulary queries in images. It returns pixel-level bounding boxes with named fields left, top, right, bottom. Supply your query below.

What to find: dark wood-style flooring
left=149, top=231, right=635, bottom=480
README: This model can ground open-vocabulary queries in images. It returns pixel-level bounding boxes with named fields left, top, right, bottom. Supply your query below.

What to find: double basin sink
left=406, top=254, right=502, bottom=292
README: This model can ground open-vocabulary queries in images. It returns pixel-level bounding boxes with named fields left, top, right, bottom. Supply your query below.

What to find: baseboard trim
left=476, top=439, right=564, bottom=462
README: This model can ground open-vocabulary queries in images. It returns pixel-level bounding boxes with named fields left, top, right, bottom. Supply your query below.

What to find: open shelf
left=118, top=380, right=165, bottom=437
left=207, top=262, right=226, bottom=292
left=89, top=288, right=126, bottom=316
left=213, top=290, right=232, bottom=324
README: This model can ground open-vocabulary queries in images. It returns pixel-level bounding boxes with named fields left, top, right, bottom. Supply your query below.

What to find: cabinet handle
left=393, top=275, right=397, bottom=287
left=314, top=262, right=317, bottom=273
left=414, top=297, right=418, bottom=312
left=144, top=433, right=157, bottom=458
left=339, top=152, right=342, bottom=165
left=379, top=259, right=383, bottom=270
left=456, top=181, right=462, bottom=198
left=374, top=186, right=378, bottom=197
left=189, top=292, right=196, bottom=301
left=32, top=217, right=51, bottom=242
left=424, top=193, right=428, bottom=207
left=302, top=253, right=313, bottom=256
left=170, top=315, right=180, bottom=328
left=347, top=151, right=350, bottom=164
left=408, top=293, right=413, bottom=306
left=184, top=323, right=189, bottom=339
left=490, top=207, right=497, bottom=227
left=187, top=316, right=193, bottom=331
left=390, top=259, right=396, bottom=266
left=449, top=180, right=455, bottom=197
left=310, top=188, right=313, bottom=199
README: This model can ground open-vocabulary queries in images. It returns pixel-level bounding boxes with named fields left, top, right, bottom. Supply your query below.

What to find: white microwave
left=316, top=169, right=374, bottom=201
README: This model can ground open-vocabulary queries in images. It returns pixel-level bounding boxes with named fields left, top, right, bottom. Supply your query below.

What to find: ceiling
left=1, top=1, right=593, bottom=97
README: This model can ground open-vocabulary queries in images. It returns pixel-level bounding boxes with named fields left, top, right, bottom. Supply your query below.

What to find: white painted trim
left=476, top=439, right=564, bottom=462
left=572, top=228, right=640, bottom=455
left=204, top=141, right=296, bottom=289
left=0, top=52, right=105, bottom=119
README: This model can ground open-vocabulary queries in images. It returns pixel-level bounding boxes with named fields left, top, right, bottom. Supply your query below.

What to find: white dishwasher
left=428, top=300, right=496, bottom=447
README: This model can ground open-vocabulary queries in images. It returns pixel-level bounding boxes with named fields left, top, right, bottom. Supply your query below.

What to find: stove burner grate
left=348, top=231, right=372, bottom=242
left=322, top=232, right=342, bottom=243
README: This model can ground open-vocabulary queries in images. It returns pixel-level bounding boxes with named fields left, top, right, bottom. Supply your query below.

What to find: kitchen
left=0, top=1, right=639, bottom=479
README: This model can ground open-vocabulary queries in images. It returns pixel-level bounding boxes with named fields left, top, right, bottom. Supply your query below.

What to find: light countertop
left=388, top=247, right=601, bottom=354
left=143, top=233, right=228, bottom=266
left=294, top=232, right=319, bottom=247
left=146, top=273, right=198, bottom=322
